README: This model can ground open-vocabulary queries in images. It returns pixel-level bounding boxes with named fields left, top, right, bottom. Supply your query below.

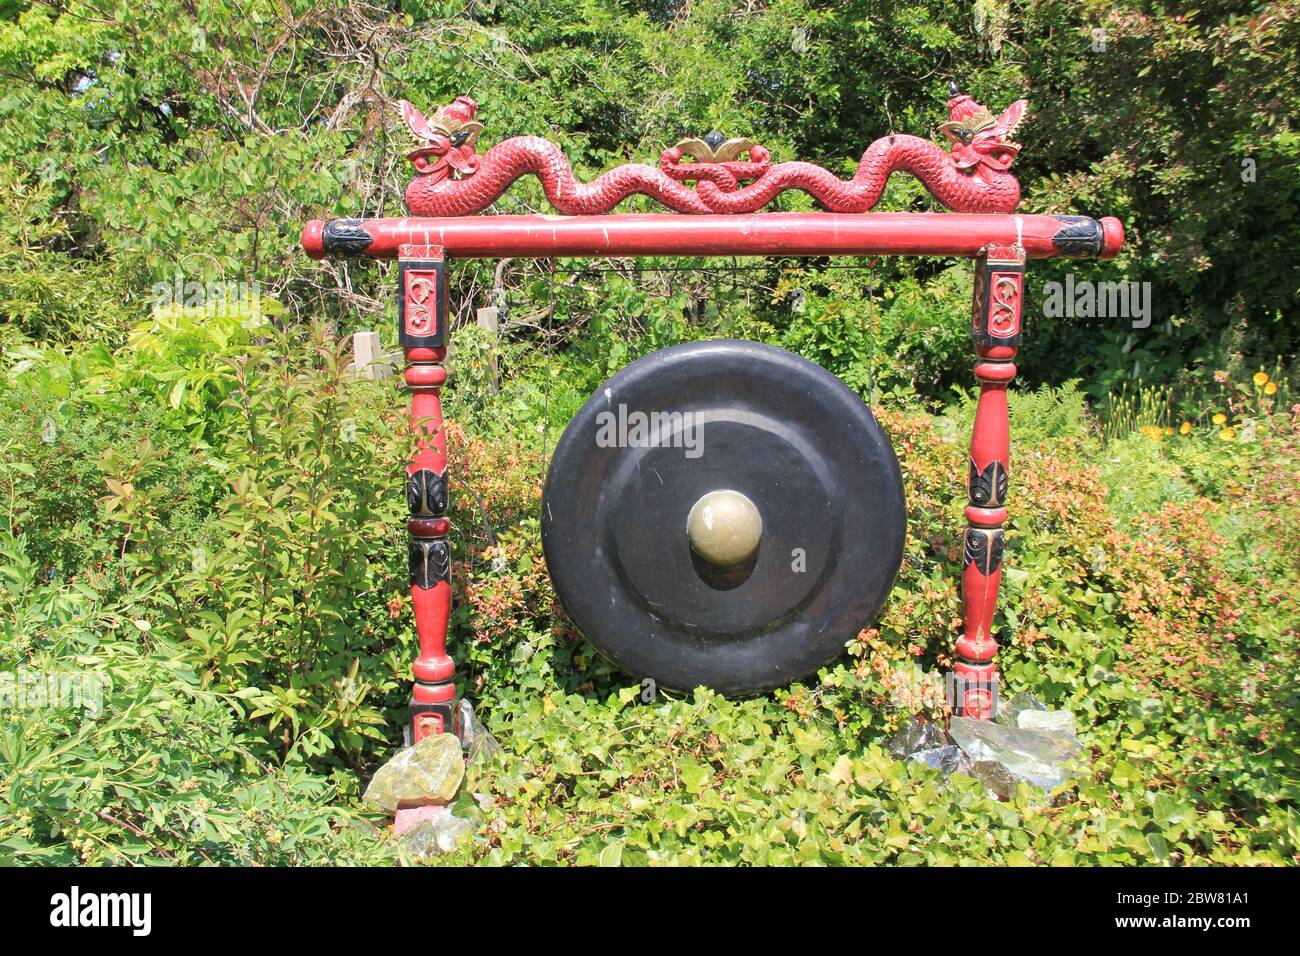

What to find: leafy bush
left=3, top=313, right=1298, bottom=864
left=0, top=531, right=392, bottom=865
left=943, top=378, right=1090, bottom=449
left=2, top=0, right=1298, bottom=867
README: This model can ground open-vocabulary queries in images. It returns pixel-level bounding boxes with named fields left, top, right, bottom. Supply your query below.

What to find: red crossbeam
left=302, top=212, right=1123, bottom=261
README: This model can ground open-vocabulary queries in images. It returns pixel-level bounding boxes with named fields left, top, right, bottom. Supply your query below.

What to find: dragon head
left=397, top=96, right=484, bottom=180
left=940, top=92, right=1027, bottom=177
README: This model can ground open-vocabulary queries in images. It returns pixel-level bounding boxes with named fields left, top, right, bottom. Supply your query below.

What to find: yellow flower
left=1179, top=421, right=1192, bottom=435
left=1164, top=426, right=1175, bottom=436
left=1264, top=382, right=1278, bottom=395
left=1219, top=427, right=1235, bottom=441
left=1253, top=371, right=1269, bottom=387
left=1212, top=412, right=1228, bottom=426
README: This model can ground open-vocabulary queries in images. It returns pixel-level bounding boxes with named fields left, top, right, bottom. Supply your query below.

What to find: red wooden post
left=954, top=243, right=1024, bottom=719
left=399, top=243, right=459, bottom=743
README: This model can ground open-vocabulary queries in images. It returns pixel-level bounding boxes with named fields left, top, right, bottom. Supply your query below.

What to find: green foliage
left=1, top=0, right=1298, bottom=867
left=0, top=0, right=1291, bottom=386
left=3, top=310, right=1298, bottom=865
left=944, top=378, right=1090, bottom=448
left=437, top=684, right=1288, bottom=866
left=1098, top=381, right=1174, bottom=443
left=0, top=164, right=134, bottom=341
left=0, top=530, right=392, bottom=864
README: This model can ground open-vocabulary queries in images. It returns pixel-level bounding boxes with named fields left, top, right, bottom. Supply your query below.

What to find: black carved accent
left=971, top=267, right=986, bottom=335
left=963, top=528, right=1004, bottom=575
left=406, top=473, right=418, bottom=514
left=428, top=472, right=449, bottom=514
left=406, top=469, right=448, bottom=517
left=409, top=539, right=451, bottom=589
left=968, top=459, right=1009, bottom=507
left=972, top=259, right=1025, bottom=347
left=430, top=540, right=451, bottom=581
left=398, top=258, right=448, bottom=349
left=408, top=540, right=424, bottom=587
left=321, top=219, right=373, bottom=257
left=1050, top=216, right=1103, bottom=259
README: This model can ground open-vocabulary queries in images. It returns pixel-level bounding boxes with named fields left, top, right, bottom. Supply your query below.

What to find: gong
left=541, top=340, right=906, bottom=696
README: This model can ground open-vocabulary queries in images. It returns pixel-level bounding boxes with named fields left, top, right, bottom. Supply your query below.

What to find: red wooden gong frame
left=303, top=91, right=1123, bottom=742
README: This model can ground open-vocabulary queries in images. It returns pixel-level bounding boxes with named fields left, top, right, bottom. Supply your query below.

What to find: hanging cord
left=542, top=257, right=556, bottom=460
left=731, top=256, right=740, bottom=324
left=866, top=258, right=878, bottom=406
left=712, top=261, right=723, bottom=327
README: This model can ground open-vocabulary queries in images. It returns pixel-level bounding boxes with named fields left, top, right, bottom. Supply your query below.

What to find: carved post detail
left=399, top=243, right=459, bottom=743
left=954, top=243, right=1024, bottom=719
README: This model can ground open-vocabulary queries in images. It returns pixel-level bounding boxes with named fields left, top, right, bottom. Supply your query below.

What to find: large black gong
left=541, top=340, right=905, bottom=696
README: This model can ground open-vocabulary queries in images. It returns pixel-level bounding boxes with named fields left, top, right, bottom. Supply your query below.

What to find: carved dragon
left=398, top=87, right=1027, bottom=217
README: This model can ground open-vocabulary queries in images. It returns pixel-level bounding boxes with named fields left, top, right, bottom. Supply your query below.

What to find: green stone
left=363, top=733, right=465, bottom=813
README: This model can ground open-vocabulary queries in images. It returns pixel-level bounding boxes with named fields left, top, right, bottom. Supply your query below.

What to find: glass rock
left=948, top=716, right=1085, bottom=796
left=363, top=732, right=465, bottom=813
left=909, top=745, right=964, bottom=774
left=459, top=699, right=502, bottom=766
left=1017, top=708, right=1077, bottom=736
left=994, top=691, right=1047, bottom=728
left=885, top=718, right=949, bottom=757
left=396, top=810, right=474, bottom=858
